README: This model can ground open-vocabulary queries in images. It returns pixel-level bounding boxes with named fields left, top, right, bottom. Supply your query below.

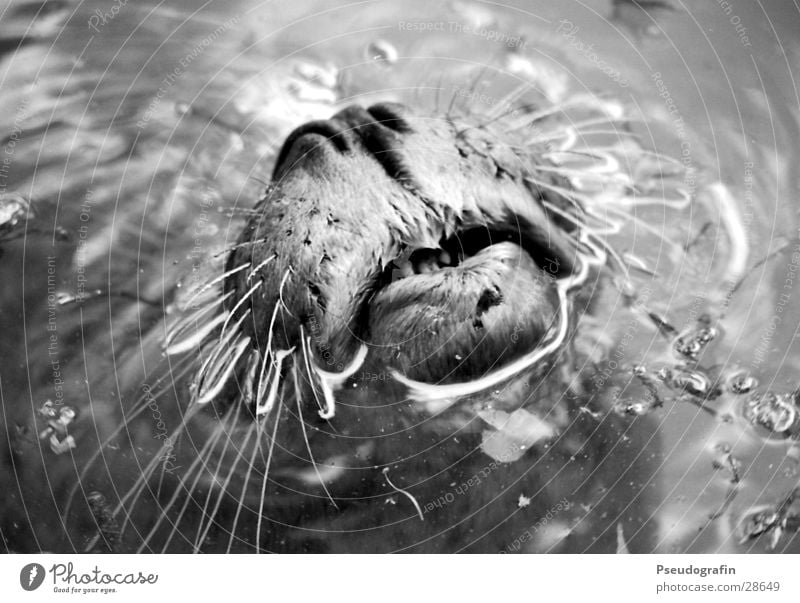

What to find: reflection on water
left=1, top=0, right=799, bottom=553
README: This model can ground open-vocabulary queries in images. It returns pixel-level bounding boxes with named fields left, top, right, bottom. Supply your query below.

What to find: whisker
left=541, top=199, right=621, bottom=237
left=240, top=350, right=261, bottom=407
left=543, top=150, right=622, bottom=174
left=117, top=392, right=199, bottom=512
left=525, top=117, right=637, bottom=145
left=503, top=97, right=594, bottom=132
left=482, top=83, right=531, bottom=122
left=292, top=364, right=338, bottom=509
left=166, top=311, right=229, bottom=356
left=277, top=268, right=295, bottom=316
left=79, top=366, right=200, bottom=551
left=194, top=410, right=249, bottom=552
left=595, top=203, right=684, bottom=252
left=256, top=391, right=283, bottom=553
left=196, top=335, right=251, bottom=405
left=434, top=70, right=444, bottom=114
left=149, top=412, right=234, bottom=553
left=191, top=419, right=238, bottom=552
left=382, top=467, right=424, bottom=521
left=531, top=163, right=630, bottom=185
left=227, top=419, right=266, bottom=553
left=180, top=262, right=251, bottom=308
left=246, top=255, right=276, bottom=282
left=562, top=129, right=642, bottom=141
left=255, top=348, right=294, bottom=416
left=310, top=342, right=368, bottom=420
left=219, top=281, right=261, bottom=338
left=445, top=85, right=459, bottom=119
left=210, top=237, right=269, bottom=259
left=63, top=385, right=162, bottom=523
left=255, top=296, right=284, bottom=398
left=300, top=329, right=326, bottom=415
left=168, top=290, right=234, bottom=333
left=523, top=174, right=605, bottom=210
left=614, top=193, right=692, bottom=210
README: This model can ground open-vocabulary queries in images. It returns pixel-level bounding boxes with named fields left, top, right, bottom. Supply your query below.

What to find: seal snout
left=220, top=101, right=585, bottom=396
left=274, top=102, right=414, bottom=181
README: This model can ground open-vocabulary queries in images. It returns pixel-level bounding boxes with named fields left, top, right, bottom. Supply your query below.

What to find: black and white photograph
left=0, top=0, right=799, bottom=598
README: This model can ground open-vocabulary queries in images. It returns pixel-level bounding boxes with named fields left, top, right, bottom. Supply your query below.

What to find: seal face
left=223, top=102, right=579, bottom=389
left=65, top=93, right=675, bottom=554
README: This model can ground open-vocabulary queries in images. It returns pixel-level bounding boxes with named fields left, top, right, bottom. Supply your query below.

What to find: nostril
left=280, top=119, right=353, bottom=156
left=367, top=102, right=412, bottom=133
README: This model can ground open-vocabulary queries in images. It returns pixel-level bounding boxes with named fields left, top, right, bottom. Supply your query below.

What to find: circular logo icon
left=19, top=563, right=46, bottom=591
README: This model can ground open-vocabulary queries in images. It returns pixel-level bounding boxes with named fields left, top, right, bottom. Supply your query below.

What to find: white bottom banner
left=1, top=555, right=797, bottom=602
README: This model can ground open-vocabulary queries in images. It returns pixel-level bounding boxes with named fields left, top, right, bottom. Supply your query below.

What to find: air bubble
left=743, top=391, right=799, bottom=436
left=727, top=371, right=758, bottom=394
left=366, top=40, right=398, bottom=64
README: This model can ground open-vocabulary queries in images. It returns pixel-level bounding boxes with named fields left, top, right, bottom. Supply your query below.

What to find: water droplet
left=366, top=40, right=398, bottom=64
left=660, top=367, right=714, bottom=398
left=744, top=391, right=798, bottom=435
left=673, top=325, right=718, bottom=359
left=727, top=371, right=758, bottom=394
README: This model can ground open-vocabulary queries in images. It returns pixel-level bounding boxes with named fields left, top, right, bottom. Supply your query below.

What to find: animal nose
left=274, top=118, right=356, bottom=168
left=274, top=103, right=413, bottom=177
left=332, top=102, right=413, bottom=134
left=329, top=103, right=414, bottom=181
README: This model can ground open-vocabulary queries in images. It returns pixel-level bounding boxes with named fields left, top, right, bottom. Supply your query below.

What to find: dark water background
left=1, top=0, right=799, bottom=553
